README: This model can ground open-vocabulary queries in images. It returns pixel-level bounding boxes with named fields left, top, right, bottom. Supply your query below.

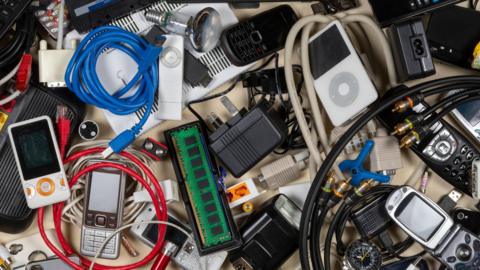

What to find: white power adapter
left=38, top=40, right=76, bottom=87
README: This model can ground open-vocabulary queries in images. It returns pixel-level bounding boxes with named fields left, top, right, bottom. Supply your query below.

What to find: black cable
left=0, top=11, right=35, bottom=71
left=421, top=88, right=480, bottom=117
left=425, top=94, right=480, bottom=128
left=299, top=76, right=480, bottom=270
left=187, top=54, right=278, bottom=130
left=311, top=205, right=328, bottom=270
left=324, top=202, right=348, bottom=270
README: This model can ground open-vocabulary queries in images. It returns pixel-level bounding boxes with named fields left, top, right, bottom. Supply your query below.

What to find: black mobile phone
left=452, top=208, right=480, bottom=235
left=378, top=86, right=480, bottom=196
left=220, top=5, right=298, bottom=66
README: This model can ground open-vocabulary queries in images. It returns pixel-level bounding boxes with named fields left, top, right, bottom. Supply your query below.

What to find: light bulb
left=145, top=8, right=222, bottom=53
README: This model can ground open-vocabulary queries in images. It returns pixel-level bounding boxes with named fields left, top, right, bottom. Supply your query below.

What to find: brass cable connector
left=392, top=114, right=425, bottom=136
left=391, top=94, right=423, bottom=113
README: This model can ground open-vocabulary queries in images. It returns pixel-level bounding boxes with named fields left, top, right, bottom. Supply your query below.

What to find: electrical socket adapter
left=208, top=98, right=287, bottom=177
left=388, top=19, right=435, bottom=82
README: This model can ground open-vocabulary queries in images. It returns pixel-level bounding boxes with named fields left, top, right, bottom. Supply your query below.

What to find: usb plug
left=438, top=189, right=463, bottom=213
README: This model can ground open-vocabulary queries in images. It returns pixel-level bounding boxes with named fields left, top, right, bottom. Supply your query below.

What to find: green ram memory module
left=165, top=122, right=240, bottom=253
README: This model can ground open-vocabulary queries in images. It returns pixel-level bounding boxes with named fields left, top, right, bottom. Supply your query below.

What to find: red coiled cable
left=37, top=147, right=168, bottom=269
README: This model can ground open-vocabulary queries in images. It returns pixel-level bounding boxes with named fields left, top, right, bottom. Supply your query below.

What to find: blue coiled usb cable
left=65, top=26, right=163, bottom=157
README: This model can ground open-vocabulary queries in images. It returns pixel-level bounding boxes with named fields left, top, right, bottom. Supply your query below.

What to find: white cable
left=0, top=61, right=20, bottom=87
left=339, top=14, right=397, bottom=87
left=63, top=140, right=154, bottom=226
left=0, top=90, right=20, bottom=106
left=285, top=15, right=333, bottom=173
left=89, top=220, right=193, bottom=270
left=284, top=14, right=398, bottom=181
left=57, top=0, right=65, bottom=50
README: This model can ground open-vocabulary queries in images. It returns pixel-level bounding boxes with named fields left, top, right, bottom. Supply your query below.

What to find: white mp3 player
left=155, top=34, right=184, bottom=121
left=308, top=20, right=378, bottom=126
left=8, top=116, right=70, bottom=209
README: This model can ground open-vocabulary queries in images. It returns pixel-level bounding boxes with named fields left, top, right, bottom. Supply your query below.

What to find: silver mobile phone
left=386, top=186, right=480, bottom=270
left=385, top=186, right=454, bottom=250
left=80, top=160, right=126, bottom=259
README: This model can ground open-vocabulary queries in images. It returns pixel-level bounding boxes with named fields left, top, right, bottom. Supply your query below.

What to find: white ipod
left=309, top=20, right=378, bottom=126
left=155, top=35, right=184, bottom=121
left=8, top=116, right=70, bottom=209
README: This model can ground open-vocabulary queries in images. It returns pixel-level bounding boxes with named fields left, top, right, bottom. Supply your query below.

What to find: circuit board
left=168, top=124, right=232, bottom=248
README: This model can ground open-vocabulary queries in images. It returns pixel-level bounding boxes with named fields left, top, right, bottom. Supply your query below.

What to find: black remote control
left=0, top=0, right=32, bottom=39
left=378, top=92, right=480, bottom=196
left=220, top=5, right=298, bottom=66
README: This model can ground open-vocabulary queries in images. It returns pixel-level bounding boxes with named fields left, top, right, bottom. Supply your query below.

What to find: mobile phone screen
left=395, top=194, right=445, bottom=241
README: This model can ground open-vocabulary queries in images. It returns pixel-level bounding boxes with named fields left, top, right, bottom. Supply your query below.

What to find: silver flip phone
left=80, top=160, right=126, bottom=259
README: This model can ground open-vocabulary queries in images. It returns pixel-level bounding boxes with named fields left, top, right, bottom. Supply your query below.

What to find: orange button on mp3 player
left=36, top=178, right=55, bottom=196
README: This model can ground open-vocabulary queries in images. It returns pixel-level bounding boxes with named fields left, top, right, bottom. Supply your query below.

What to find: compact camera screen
left=87, top=171, right=121, bottom=214
left=395, top=194, right=446, bottom=241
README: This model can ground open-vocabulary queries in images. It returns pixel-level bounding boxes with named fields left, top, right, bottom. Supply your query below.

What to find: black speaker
left=427, top=6, right=480, bottom=68
left=0, top=84, right=85, bottom=233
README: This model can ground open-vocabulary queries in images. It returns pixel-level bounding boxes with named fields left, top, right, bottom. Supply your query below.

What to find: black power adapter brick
left=229, top=194, right=301, bottom=270
left=350, top=195, right=393, bottom=239
left=208, top=97, right=287, bottom=177
left=388, top=18, right=435, bottom=82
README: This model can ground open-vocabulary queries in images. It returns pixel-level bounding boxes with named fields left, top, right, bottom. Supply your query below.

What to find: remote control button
left=454, top=263, right=465, bottom=270
left=448, top=256, right=457, bottom=263
left=466, top=234, right=471, bottom=244
left=444, top=166, right=452, bottom=174
left=409, top=0, right=416, bottom=10
left=460, top=163, right=467, bottom=171
left=473, top=240, right=480, bottom=251
left=435, top=140, right=452, bottom=156
left=415, top=0, right=423, bottom=7
left=461, top=146, right=469, bottom=155
left=36, top=178, right=55, bottom=196
left=467, top=151, right=475, bottom=160
left=451, top=170, right=459, bottom=177
left=456, top=244, right=473, bottom=262
left=454, top=157, right=462, bottom=165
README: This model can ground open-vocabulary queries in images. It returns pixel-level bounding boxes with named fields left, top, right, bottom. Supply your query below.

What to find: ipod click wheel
left=308, top=20, right=378, bottom=126
left=155, top=35, right=184, bottom=121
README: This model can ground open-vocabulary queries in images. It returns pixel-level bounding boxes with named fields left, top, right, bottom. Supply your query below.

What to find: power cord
left=62, top=140, right=154, bottom=226
left=38, top=147, right=168, bottom=270
left=65, top=26, right=165, bottom=158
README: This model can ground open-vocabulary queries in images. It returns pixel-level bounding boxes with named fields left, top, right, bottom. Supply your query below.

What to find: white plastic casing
left=385, top=186, right=454, bottom=250
left=38, top=40, right=76, bottom=88
left=155, top=35, right=184, bottom=121
left=309, top=21, right=378, bottom=126
left=226, top=178, right=264, bottom=208
left=8, top=116, right=70, bottom=209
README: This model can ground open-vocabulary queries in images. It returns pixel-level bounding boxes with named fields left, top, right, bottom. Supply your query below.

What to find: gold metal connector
left=322, top=171, right=337, bottom=193
left=333, top=179, right=351, bottom=198
left=400, top=131, right=420, bottom=149
left=392, top=97, right=414, bottom=113
left=391, top=119, right=414, bottom=136
left=354, top=179, right=375, bottom=197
